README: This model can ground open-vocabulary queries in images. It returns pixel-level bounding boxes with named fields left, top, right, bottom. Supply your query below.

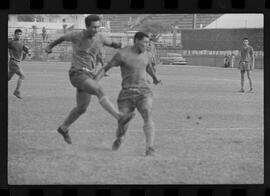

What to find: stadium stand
left=102, top=14, right=222, bottom=32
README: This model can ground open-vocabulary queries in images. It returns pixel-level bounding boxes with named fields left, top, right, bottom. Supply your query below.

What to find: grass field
left=8, top=61, right=263, bottom=184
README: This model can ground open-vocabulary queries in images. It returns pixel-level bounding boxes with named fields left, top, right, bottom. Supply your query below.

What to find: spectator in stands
left=230, top=53, right=235, bottom=68
left=224, top=54, right=230, bottom=68
left=31, top=25, right=37, bottom=40
left=42, top=27, right=47, bottom=42
left=62, top=18, right=67, bottom=34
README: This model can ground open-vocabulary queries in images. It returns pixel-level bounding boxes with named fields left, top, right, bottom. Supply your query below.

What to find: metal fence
left=10, top=27, right=263, bottom=69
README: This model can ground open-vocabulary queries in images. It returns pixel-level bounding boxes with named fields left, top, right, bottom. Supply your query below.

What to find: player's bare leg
left=247, top=70, right=253, bottom=92
left=13, top=69, right=24, bottom=99
left=78, top=78, right=135, bottom=127
left=58, top=90, right=91, bottom=144
left=239, top=70, right=245, bottom=92
left=137, top=97, right=155, bottom=156
left=8, top=71, right=15, bottom=81
left=112, top=123, right=129, bottom=151
left=112, top=106, right=134, bottom=151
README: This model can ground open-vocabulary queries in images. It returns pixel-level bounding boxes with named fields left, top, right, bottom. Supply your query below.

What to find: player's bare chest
left=11, top=42, right=23, bottom=51
left=75, top=37, right=101, bottom=51
left=123, top=53, right=149, bottom=68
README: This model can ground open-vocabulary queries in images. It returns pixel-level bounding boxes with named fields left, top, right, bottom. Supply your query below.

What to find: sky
left=205, top=14, right=263, bottom=29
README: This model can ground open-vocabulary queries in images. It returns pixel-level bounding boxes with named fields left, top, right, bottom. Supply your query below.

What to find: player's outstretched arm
left=45, top=32, right=75, bottom=54
left=250, top=47, right=255, bottom=70
left=94, top=52, right=121, bottom=81
left=146, top=63, right=161, bottom=85
left=45, top=37, right=64, bottom=53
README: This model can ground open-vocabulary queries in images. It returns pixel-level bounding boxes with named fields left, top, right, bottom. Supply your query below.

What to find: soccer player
left=45, top=15, right=135, bottom=144
left=224, top=54, right=230, bottom=68
left=238, top=37, right=255, bottom=92
left=42, top=27, right=47, bottom=42
left=8, top=29, right=30, bottom=99
left=95, top=32, right=162, bottom=156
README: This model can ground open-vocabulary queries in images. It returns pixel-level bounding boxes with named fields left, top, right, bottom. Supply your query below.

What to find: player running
left=45, top=15, right=135, bottom=144
left=8, top=29, right=30, bottom=99
left=238, top=37, right=255, bottom=93
left=95, top=32, right=162, bottom=156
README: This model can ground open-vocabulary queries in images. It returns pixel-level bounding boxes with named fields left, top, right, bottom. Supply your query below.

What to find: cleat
left=238, top=89, right=245, bottom=93
left=57, top=127, right=72, bottom=144
left=112, top=138, right=122, bottom=151
left=146, top=147, right=155, bottom=156
left=248, top=88, right=253, bottom=92
left=118, top=112, right=135, bottom=137
left=13, top=90, right=22, bottom=99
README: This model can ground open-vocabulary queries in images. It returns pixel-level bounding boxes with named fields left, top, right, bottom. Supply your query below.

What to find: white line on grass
left=8, top=127, right=263, bottom=133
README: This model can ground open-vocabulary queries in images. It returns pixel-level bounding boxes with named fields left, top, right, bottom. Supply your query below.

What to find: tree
left=139, top=21, right=170, bottom=41
left=17, top=15, right=44, bottom=22
left=17, top=15, right=35, bottom=22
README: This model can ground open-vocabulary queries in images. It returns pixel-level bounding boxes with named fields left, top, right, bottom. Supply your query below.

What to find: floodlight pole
left=193, top=14, right=197, bottom=29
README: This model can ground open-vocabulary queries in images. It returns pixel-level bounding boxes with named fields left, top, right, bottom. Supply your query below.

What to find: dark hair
left=14, top=29, right=22, bottom=34
left=134, top=32, right=149, bottom=43
left=85, top=15, right=101, bottom=27
left=243, top=37, right=249, bottom=41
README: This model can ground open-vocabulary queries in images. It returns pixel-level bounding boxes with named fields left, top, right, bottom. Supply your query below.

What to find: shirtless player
left=95, top=32, right=161, bottom=156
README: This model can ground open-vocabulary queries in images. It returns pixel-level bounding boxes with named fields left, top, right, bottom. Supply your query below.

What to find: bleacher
left=103, top=14, right=223, bottom=32
left=102, top=14, right=150, bottom=33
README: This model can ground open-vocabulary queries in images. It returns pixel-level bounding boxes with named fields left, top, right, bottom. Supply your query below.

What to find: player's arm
left=250, top=47, right=255, bottom=69
left=45, top=32, right=74, bottom=53
left=94, top=52, right=121, bottom=81
left=101, top=35, right=122, bottom=49
left=238, top=50, right=242, bottom=66
left=146, top=63, right=161, bottom=85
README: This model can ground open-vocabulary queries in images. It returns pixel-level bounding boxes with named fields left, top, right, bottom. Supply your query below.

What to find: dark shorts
left=239, top=61, right=251, bottom=71
left=117, top=87, right=153, bottom=111
left=9, top=60, right=21, bottom=74
left=69, top=68, right=95, bottom=90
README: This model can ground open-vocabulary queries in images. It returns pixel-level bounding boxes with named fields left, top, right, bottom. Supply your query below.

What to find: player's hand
left=45, top=46, right=52, bottom=54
